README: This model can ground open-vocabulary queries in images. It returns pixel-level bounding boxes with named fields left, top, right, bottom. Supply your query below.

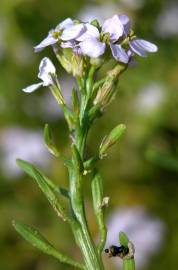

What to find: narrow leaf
left=16, top=159, right=68, bottom=221
left=13, top=221, right=84, bottom=269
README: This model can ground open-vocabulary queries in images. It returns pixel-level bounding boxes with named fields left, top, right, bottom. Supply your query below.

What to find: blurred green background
left=0, top=0, right=178, bottom=270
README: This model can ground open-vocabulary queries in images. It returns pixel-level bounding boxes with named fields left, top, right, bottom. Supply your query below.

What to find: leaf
left=16, top=159, right=68, bottom=221
left=13, top=221, right=84, bottom=269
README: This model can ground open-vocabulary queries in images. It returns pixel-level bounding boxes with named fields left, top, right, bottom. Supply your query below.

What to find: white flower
left=22, top=57, right=56, bottom=93
left=102, top=14, right=124, bottom=42
left=34, top=18, right=74, bottom=52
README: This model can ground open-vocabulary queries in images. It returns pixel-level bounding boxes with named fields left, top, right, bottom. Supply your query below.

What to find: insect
left=105, top=245, right=129, bottom=258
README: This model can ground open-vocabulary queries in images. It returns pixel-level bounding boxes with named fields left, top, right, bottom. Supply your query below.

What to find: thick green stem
left=68, top=71, right=105, bottom=270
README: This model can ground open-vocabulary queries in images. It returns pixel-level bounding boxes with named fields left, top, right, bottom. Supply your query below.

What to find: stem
left=68, top=71, right=105, bottom=270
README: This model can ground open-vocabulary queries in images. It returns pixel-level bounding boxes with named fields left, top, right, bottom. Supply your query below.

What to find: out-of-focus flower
left=34, top=18, right=86, bottom=52
left=0, top=127, right=50, bottom=178
left=155, top=3, right=178, bottom=37
left=106, top=206, right=165, bottom=269
left=136, top=82, right=165, bottom=113
left=22, top=57, right=56, bottom=93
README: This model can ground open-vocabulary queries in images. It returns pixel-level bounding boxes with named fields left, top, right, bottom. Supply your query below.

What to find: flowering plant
left=13, top=14, right=158, bottom=270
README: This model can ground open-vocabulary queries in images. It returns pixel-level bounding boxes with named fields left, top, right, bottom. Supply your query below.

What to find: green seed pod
left=44, top=124, right=60, bottom=157
left=72, top=88, right=80, bottom=117
left=123, top=258, right=135, bottom=270
left=99, top=124, right=126, bottom=158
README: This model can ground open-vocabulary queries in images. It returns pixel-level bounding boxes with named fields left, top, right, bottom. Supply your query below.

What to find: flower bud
left=99, top=124, right=126, bottom=158
left=55, top=47, right=84, bottom=77
left=94, top=63, right=127, bottom=108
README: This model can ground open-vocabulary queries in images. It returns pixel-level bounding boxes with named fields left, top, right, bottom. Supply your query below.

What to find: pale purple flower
left=102, top=14, right=124, bottom=42
left=80, top=37, right=106, bottom=58
left=34, top=18, right=86, bottom=52
left=110, top=43, right=129, bottom=63
left=22, top=57, right=56, bottom=93
left=78, top=15, right=131, bottom=61
left=77, top=23, right=105, bottom=58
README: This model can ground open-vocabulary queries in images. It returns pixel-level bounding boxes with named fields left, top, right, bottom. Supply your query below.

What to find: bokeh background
left=0, top=0, right=178, bottom=269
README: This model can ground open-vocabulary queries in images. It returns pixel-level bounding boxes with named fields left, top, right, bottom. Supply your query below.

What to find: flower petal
left=76, top=23, right=100, bottom=41
left=102, top=15, right=124, bottom=42
left=129, top=40, right=147, bottom=57
left=61, top=40, right=75, bottom=48
left=110, top=43, right=129, bottom=63
left=61, top=24, right=86, bottom=41
left=79, top=37, right=106, bottom=58
left=22, top=82, right=43, bottom=93
left=34, top=33, right=57, bottom=52
left=129, top=39, right=158, bottom=57
left=57, top=18, right=73, bottom=30
left=133, top=39, right=158, bottom=52
left=38, top=57, right=56, bottom=86
left=119, top=14, right=131, bottom=35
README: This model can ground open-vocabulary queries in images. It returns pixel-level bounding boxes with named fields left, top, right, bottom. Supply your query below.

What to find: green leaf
left=99, top=124, right=126, bottom=158
left=119, top=231, right=129, bottom=247
left=16, top=159, right=68, bottom=221
left=44, top=124, right=60, bottom=157
left=13, top=221, right=84, bottom=269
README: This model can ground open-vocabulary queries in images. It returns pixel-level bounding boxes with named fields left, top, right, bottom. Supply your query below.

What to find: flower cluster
left=22, top=14, right=158, bottom=93
left=34, top=15, right=158, bottom=63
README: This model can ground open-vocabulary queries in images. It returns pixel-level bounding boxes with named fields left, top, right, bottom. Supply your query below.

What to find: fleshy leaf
left=13, top=221, right=84, bottom=269
left=16, top=159, right=68, bottom=221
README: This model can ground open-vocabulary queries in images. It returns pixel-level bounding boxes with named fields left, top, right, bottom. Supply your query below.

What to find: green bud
left=55, top=48, right=84, bottom=77
left=99, top=124, right=126, bottom=158
left=94, top=64, right=127, bottom=108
